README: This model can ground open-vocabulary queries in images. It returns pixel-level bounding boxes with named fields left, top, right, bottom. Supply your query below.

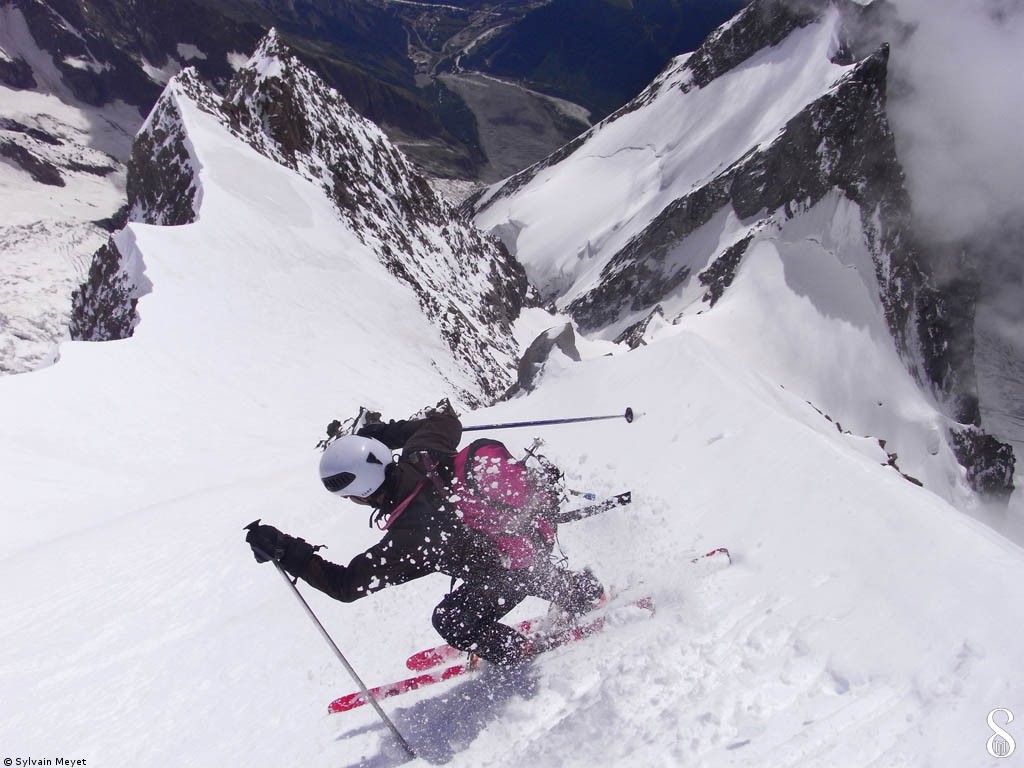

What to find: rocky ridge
left=70, top=30, right=535, bottom=405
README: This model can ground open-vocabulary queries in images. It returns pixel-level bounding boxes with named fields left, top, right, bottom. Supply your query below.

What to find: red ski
left=327, top=547, right=729, bottom=715
left=328, top=611, right=610, bottom=714
left=331, top=602, right=655, bottom=716
left=692, top=547, right=731, bottom=565
left=328, top=659, right=481, bottom=714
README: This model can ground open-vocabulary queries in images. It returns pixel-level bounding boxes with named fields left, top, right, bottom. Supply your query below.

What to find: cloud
left=862, top=0, right=1024, bottom=449
left=884, top=0, right=1024, bottom=244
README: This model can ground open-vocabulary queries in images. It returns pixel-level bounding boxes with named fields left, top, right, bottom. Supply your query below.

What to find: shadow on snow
left=337, top=661, right=541, bottom=766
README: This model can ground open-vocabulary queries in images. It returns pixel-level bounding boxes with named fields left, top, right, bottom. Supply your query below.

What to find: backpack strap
left=380, top=480, right=426, bottom=530
left=378, top=449, right=451, bottom=530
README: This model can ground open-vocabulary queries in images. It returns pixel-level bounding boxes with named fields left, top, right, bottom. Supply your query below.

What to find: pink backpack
left=451, top=439, right=558, bottom=569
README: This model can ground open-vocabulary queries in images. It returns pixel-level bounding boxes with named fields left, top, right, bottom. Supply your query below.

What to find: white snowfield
left=1, top=14, right=1022, bottom=768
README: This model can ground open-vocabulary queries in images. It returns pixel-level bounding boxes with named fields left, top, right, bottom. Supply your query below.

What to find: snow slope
left=2, top=68, right=1023, bottom=768
left=2, top=7, right=1023, bottom=767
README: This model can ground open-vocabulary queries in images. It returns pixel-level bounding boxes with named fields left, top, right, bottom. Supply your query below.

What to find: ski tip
left=688, top=547, right=732, bottom=565
left=406, top=649, right=448, bottom=671
left=328, top=694, right=365, bottom=713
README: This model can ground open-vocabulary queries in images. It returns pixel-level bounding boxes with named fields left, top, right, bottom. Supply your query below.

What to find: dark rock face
left=504, top=323, right=581, bottom=398
left=0, top=54, right=36, bottom=89
left=614, top=306, right=665, bottom=349
left=950, top=427, right=1016, bottom=501
left=567, top=43, right=899, bottom=331
left=69, top=239, right=140, bottom=341
left=699, top=235, right=754, bottom=307
left=69, top=69, right=201, bottom=342
left=93, top=203, right=129, bottom=233
left=12, top=0, right=161, bottom=111
left=683, top=0, right=821, bottom=92
left=0, top=138, right=65, bottom=185
left=10, top=0, right=268, bottom=111
left=126, top=77, right=201, bottom=227
left=914, top=269, right=981, bottom=426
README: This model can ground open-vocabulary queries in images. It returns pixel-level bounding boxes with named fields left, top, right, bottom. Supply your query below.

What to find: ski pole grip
left=244, top=519, right=275, bottom=563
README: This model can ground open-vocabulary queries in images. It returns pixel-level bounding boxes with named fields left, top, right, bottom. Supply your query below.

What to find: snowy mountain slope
left=471, top=2, right=855, bottom=307
left=70, top=31, right=533, bottom=404
left=1, top=3, right=1022, bottom=768
left=0, top=74, right=487, bottom=553
left=2, top=224, right=1023, bottom=767
left=428, top=324, right=1024, bottom=768
left=1, top=0, right=735, bottom=379
left=471, top=0, right=1015, bottom=506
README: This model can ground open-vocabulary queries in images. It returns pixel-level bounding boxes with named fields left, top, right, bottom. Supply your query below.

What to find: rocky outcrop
left=126, top=73, right=202, bottom=226
left=0, top=138, right=64, bottom=185
left=614, top=306, right=665, bottom=349
left=950, top=427, right=1016, bottom=502
left=504, top=323, right=581, bottom=398
left=69, top=239, right=139, bottom=341
left=682, top=0, right=821, bottom=92
left=11, top=0, right=161, bottom=111
left=0, top=53, right=36, bottom=89
left=69, top=72, right=200, bottom=342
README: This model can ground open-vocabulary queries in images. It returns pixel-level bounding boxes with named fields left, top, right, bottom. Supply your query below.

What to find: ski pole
left=261, top=557, right=417, bottom=759
left=555, top=492, right=632, bottom=524
left=464, top=406, right=635, bottom=433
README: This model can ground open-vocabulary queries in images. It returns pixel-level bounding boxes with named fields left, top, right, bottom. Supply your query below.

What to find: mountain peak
left=72, top=32, right=534, bottom=405
left=234, top=27, right=304, bottom=98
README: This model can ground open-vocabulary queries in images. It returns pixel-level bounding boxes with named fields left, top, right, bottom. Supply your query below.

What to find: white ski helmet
left=319, top=435, right=393, bottom=498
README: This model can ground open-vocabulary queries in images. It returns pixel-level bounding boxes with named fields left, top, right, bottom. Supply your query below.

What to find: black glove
left=244, top=520, right=317, bottom=574
left=356, top=419, right=404, bottom=448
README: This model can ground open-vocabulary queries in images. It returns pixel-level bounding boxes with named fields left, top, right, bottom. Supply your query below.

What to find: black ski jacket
left=296, top=411, right=501, bottom=602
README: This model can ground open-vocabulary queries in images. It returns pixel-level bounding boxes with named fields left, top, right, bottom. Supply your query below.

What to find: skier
left=244, top=404, right=605, bottom=667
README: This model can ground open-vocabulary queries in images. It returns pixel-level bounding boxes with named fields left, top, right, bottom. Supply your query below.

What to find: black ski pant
left=431, top=564, right=604, bottom=666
